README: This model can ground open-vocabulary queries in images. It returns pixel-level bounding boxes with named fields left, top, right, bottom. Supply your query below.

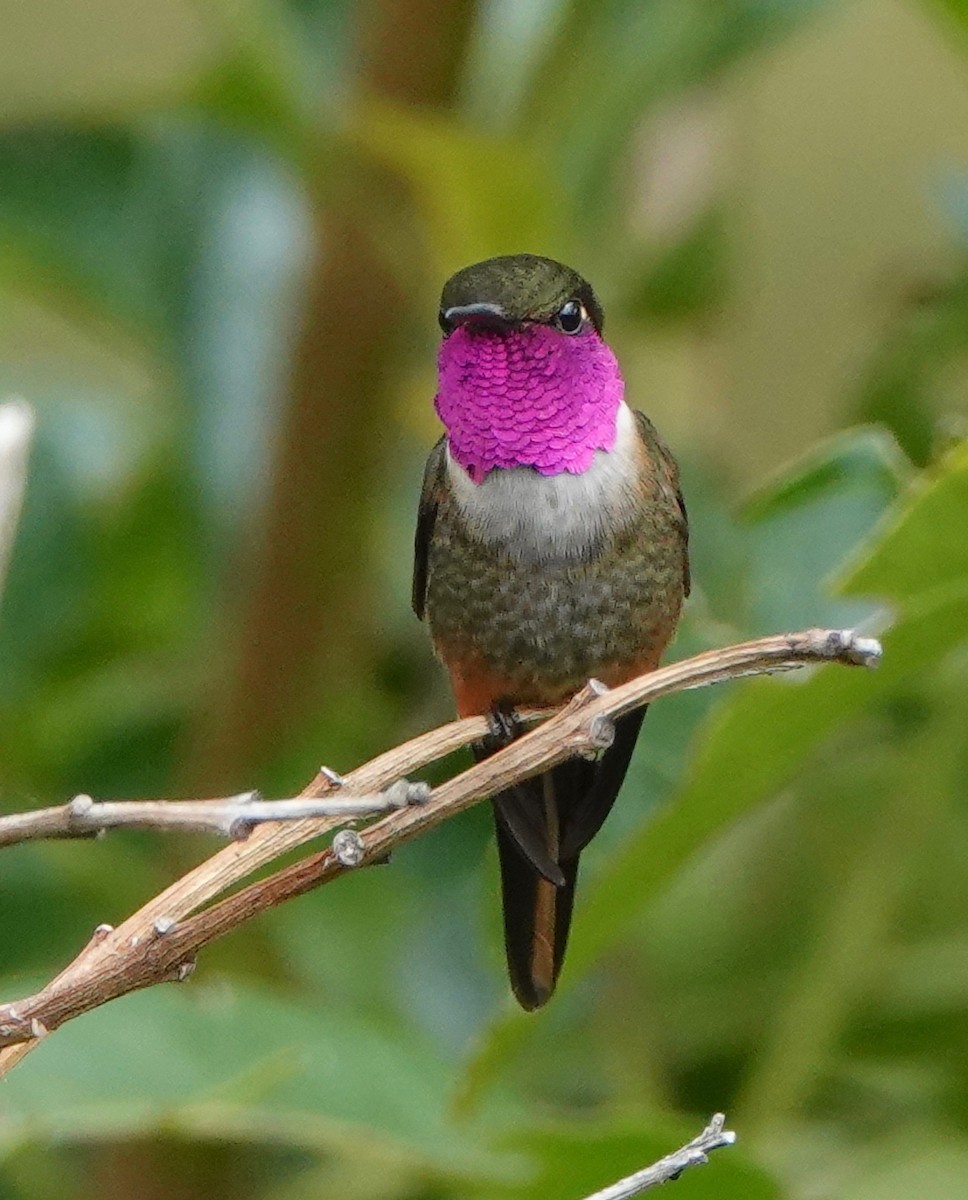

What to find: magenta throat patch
left=434, top=323, right=624, bottom=483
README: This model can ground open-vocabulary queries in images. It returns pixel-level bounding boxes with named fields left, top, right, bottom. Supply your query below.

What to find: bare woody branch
left=0, top=628, right=881, bottom=1078
left=581, top=1114, right=736, bottom=1199
left=0, top=781, right=431, bottom=848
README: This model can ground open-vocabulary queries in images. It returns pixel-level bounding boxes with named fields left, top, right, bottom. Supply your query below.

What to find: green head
left=438, top=254, right=604, bottom=336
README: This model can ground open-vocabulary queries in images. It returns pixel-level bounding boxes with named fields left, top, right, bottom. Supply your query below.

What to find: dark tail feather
left=495, top=792, right=578, bottom=1010
left=557, top=706, right=646, bottom=860
left=484, top=707, right=647, bottom=1009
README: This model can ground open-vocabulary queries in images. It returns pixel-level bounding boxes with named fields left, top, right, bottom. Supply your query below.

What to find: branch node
left=815, top=628, right=882, bottom=668
left=701, top=1112, right=735, bottom=1148
left=318, top=766, right=344, bottom=788
left=152, top=916, right=177, bottom=936
left=383, top=780, right=410, bottom=808
left=384, top=779, right=431, bottom=808
left=585, top=713, right=616, bottom=755
left=845, top=632, right=882, bottom=667
left=563, top=678, right=611, bottom=715
left=405, top=781, right=431, bottom=805
left=67, top=794, right=94, bottom=824
left=332, top=829, right=365, bottom=867
left=165, top=959, right=196, bottom=984
left=76, top=923, right=115, bottom=954
left=29, top=1019, right=48, bottom=1039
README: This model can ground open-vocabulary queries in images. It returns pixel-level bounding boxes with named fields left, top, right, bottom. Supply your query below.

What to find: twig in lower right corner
left=581, top=1114, right=736, bottom=1199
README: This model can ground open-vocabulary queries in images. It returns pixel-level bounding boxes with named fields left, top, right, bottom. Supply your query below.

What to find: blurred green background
left=1, top=0, right=968, bottom=1197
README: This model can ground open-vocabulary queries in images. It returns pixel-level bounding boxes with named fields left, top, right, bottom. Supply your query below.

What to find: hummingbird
left=412, top=255, right=689, bottom=1009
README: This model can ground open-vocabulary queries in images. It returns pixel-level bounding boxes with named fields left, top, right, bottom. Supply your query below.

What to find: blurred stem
left=733, top=700, right=961, bottom=1138
left=192, top=0, right=478, bottom=789
left=359, top=0, right=478, bottom=108
left=0, top=401, right=34, bottom=613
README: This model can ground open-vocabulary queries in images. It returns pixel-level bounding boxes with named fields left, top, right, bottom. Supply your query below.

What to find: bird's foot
left=480, top=700, right=524, bottom=754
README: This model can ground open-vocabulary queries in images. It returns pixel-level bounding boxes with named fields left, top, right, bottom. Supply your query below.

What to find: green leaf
left=742, top=427, right=910, bottom=523
left=740, top=427, right=908, bottom=633
left=838, top=438, right=968, bottom=602
left=733, top=697, right=966, bottom=1132
left=0, top=981, right=521, bottom=1183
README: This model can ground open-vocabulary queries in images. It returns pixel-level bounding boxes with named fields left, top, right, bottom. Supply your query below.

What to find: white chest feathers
left=445, top=402, right=642, bottom=561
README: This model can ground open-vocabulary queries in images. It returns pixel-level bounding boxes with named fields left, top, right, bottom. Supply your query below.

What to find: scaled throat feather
left=435, top=323, right=624, bottom=482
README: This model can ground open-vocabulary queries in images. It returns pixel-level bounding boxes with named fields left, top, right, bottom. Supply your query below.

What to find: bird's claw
left=480, top=701, right=523, bottom=753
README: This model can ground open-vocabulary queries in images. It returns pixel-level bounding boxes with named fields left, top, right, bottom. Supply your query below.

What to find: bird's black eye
left=438, top=309, right=454, bottom=335
left=555, top=299, right=585, bottom=334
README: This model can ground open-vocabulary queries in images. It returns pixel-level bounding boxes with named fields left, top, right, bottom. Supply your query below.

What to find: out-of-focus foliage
left=1, top=2, right=967, bottom=1199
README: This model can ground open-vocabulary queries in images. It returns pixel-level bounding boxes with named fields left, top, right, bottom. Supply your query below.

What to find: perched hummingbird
left=412, top=255, right=689, bottom=1009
